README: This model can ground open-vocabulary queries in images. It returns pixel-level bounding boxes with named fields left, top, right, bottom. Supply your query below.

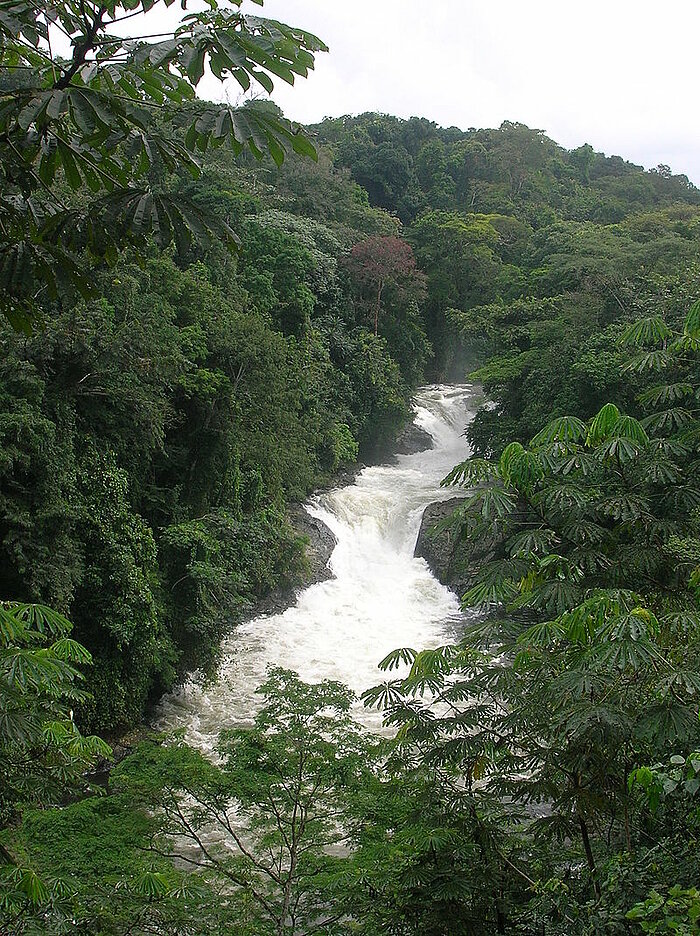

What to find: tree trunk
left=0, top=843, right=15, bottom=865
left=496, top=897, right=506, bottom=933
left=374, top=280, right=383, bottom=335
left=624, top=798, right=632, bottom=853
left=578, top=814, right=601, bottom=900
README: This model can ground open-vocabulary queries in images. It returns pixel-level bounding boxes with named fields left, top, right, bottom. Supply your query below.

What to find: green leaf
left=642, top=408, right=695, bottom=434
left=586, top=403, right=621, bottom=445
left=360, top=680, right=404, bottom=709
left=531, top=415, right=588, bottom=446
left=623, top=349, right=672, bottom=373
left=51, top=637, right=93, bottom=664
left=378, top=647, right=417, bottom=672
left=291, top=130, right=318, bottom=161
left=133, top=870, right=171, bottom=898
left=638, top=382, right=694, bottom=408
left=684, top=299, right=700, bottom=339
left=594, top=436, right=643, bottom=465
left=13, top=868, right=50, bottom=905
left=610, top=414, right=649, bottom=445
left=57, top=142, right=82, bottom=189
left=442, top=457, right=497, bottom=487
left=499, top=443, right=546, bottom=489
left=619, top=315, right=672, bottom=347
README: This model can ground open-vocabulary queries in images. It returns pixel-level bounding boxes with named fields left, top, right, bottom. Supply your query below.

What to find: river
left=155, top=383, right=477, bottom=748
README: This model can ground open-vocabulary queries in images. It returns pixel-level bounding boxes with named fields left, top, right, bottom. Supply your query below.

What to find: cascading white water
left=155, top=384, right=477, bottom=748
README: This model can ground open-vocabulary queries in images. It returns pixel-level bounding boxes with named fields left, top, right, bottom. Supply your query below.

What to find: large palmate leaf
left=0, top=0, right=327, bottom=330
left=594, top=436, right=643, bottom=465
left=638, top=382, right=694, bottom=408
left=378, top=647, right=418, bottom=672
left=609, top=414, right=649, bottom=444
left=586, top=402, right=621, bottom=445
left=530, top=414, right=588, bottom=446
left=499, top=441, right=544, bottom=489
left=685, top=298, right=700, bottom=339
left=442, top=457, right=498, bottom=487
left=642, top=407, right=696, bottom=435
left=619, top=315, right=672, bottom=347
left=622, top=349, right=672, bottom=373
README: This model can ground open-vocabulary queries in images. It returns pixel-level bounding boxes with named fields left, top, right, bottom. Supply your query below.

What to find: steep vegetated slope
left=0, top=118, right=425, bottom=733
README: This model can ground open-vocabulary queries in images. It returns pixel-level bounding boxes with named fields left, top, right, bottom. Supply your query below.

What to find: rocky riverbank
left=248, top=506, right=338, bottom=619
left=414, top=490, right=502, bottom=602
left=279, top=408, right=437, bottom=605
left=390, top=421, right=434, bottom=457
left=414, top=497, right=469, bottom=598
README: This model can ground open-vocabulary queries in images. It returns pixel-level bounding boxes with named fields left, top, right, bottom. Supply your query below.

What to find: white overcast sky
left=210, top=0, right=700, bottom=184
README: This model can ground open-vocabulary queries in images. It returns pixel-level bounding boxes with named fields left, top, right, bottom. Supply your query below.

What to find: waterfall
left=155, top=384, right=477, bottom=748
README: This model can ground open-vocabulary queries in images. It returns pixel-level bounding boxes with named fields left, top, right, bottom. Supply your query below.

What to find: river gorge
left=156, top=384, right=478, bottom=746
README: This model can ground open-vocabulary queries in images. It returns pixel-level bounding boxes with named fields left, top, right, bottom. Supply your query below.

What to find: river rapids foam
left=155, top=384, right=478, bottom=747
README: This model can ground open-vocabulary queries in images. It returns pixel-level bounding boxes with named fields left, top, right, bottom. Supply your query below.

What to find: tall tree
left=115, top=668, right=371, bottom=936
left=344, top=235, right=425, bottom=335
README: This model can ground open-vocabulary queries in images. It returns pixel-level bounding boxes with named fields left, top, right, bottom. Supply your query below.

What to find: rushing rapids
left=156, top=384, right=478, bottom=747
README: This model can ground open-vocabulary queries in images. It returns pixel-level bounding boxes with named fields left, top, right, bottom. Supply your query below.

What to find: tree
left=0, top=601, right=109, bottom=822
left=2, top=789, right=218, bottom=934
left=0, top=0, right=326, bottom=331
left=344, top=235, right=425, bottom=336
left=342, top=747, right=524, bottom=935
left=115, top=668, right=371, bottom=936
left=0, top=598, right=109, bottom=896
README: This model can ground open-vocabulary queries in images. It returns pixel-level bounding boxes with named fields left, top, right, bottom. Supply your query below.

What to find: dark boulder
left=415, top=494, right=504, bottom=601
left=366, top=416, right=435, bottom=464
left=414, top=497, right=469, bottom=597
left=392, top=422, right=434, bottom=456
left=287, top=505, right=338, bottom=587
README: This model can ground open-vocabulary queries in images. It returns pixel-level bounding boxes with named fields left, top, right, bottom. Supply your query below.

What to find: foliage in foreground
left=0, top=0, right=326, bottom=332
left=358, top=299, right=700, bottom=932
left=0, top=601, right=109, bottom=826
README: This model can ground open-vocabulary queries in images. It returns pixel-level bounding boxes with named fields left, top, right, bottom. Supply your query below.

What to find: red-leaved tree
left=345, top=236, right=425, bottom=335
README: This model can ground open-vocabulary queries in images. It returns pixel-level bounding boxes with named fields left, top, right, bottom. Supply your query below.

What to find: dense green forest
left=2, top=0, right=700, bottom=932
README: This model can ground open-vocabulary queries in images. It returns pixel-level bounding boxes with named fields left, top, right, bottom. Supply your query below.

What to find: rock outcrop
left=415, top=493, right=503, bottom=601
left=391, top=422, right=434, bottom=456
left=250, top=507, right=338, bottom=619
left=287, top=505, right=338, bottom=587
left=414, top=497, right=469, bottom=597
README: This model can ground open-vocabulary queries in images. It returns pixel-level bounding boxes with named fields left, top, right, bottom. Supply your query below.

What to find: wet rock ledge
left=365, top=418, right=434, bottom=464
left=415, top=494, right=501, bottom=601
left=288, top=505, right=338, bottom=587
left=391, top=422, right=434, bottom=457
left=249, top=506, right=337, bottom=619
left=414, top=497, right=470, bottom=598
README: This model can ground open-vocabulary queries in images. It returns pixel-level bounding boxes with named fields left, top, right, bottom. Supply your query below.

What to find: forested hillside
left=2, top=2, right=700, bottom=927
left=314, top=113, right=700, bottom=379
left=4, top=107, right=699, bottom=734
left=0, top=111, right=433, bottom=733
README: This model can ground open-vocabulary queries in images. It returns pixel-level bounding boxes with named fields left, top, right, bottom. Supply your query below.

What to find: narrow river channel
left=156, top=384, right=477, bottom=747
